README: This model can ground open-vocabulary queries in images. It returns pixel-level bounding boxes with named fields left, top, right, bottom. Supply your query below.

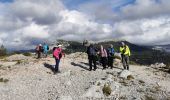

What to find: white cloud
left=0, top=0, right=170, bottom=50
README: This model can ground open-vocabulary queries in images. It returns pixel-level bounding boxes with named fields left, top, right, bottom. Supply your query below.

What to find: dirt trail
left=0, top=54, right=170, bottom=100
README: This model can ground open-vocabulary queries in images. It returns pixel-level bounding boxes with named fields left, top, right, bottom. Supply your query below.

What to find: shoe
left=93, top=69, right=96, bottom=71
left=89, top=69, right=92, bottom=71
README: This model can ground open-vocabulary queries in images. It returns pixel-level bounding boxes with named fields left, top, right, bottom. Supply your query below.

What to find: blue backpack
left=108, top=48, right=114, bottom=56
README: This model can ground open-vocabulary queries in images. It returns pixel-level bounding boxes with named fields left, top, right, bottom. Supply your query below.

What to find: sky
left=0, top=0, right=170, bottom=50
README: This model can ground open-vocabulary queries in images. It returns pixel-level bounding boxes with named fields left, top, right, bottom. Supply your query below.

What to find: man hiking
left=99, top=45, right=108, bottom=70
left=43, top=43, right=49, bottom=58
left=87, top=44, right=98, bottom=71
left=35, top=44, right=43, bottom=59
left=107, top=44, right=115, bottom=69
left=53, top=45, right=63, bottom=74
left=120, top=42, right=131, bottom=70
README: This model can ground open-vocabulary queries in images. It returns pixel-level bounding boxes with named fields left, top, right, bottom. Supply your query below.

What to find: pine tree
left=0, top=44, right=7, bottom=56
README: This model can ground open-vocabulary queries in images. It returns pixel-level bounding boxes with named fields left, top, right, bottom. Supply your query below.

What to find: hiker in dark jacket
left=87, top=44, right=98, bottom=71
left=107, top=44, right=115, bottom=69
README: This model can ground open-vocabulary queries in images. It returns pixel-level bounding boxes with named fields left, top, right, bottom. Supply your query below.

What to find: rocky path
left=0, top=53, right=170, bottom=100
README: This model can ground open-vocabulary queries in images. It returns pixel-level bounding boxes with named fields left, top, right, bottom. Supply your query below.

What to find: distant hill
left=154, top=44, right=170, bottom=53
left=56, top=40, right=170, bottom=65
left=56, top=40, right=152, bottom=54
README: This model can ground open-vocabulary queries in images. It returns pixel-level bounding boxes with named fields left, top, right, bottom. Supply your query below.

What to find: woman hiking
left=99, top=45, right=108, bottom=70
left=53, top=45, right=63, bottom=74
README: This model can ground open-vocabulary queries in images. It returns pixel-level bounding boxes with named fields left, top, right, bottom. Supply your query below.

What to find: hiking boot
left=53, top=71, right=61, bottom=75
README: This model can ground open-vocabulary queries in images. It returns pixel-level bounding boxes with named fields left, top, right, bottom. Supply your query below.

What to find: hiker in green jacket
left=120, top=42, right=131, bottom=70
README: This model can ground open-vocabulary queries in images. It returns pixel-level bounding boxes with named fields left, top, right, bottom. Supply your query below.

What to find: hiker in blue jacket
left=43, top=43, right=49, bottom=58
left=107, top=44, right=115, bottom=69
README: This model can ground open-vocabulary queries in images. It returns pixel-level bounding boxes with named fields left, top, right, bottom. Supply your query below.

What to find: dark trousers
left=122, top=55, right=129, bottom=70
left=88, top=55, right=97, bottom=70
left=55, top=58, right=60, bottom=72
left=101, top=57, right=107, bottom=69
left=108, top=56, right=114, bottom=68
left=37, top=51, right=41, bottom=59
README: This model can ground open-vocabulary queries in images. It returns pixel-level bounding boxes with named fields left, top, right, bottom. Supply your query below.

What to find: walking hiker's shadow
left=71, top=62, right=89, bottom=71
left=43, top=63, right=55, bottom=72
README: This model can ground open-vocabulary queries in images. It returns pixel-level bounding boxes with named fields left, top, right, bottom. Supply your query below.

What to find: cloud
left=0, top=0, right=170, bottom=50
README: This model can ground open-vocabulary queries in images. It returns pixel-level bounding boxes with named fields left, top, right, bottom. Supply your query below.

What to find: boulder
left=150, top=63, right=166, bottom=69
left=82, top=85, right=104, bottom=98
left=119, top=70, right=132, bottom=79
left=58, top=96, right=73, bottom=100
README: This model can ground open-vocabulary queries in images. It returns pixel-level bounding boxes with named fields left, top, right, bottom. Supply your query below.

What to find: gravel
left=0, top=52, right=170, bottom=100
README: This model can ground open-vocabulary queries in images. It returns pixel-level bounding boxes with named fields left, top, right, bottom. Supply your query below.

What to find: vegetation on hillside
left=0, top=45, right=7, bottom=57
left=56, top=40, right=170, bottom=66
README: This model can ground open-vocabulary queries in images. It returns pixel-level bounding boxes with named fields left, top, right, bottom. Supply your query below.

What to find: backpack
left=108, top=48, right=114, bottom=56
left=53, top=47, right=56, bottom=58
left=88, top=47, right=96, bottom=56
left=59, top=53, right=62, bottom=59
left=47, top=46, right=49, bottom=50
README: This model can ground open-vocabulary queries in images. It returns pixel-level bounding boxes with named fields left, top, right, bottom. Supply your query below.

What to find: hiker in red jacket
left=53, top=45, right=63, bottom=74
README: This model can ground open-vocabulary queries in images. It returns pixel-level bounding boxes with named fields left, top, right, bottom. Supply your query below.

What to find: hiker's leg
left=108, top=57, right=111, bottom=67
left=55, top=58, right=60, bottom=72
left=122, top=56, right=126, bottom=69
left=104, top=57, right=107, bottom=68
left=103, top=57, right=107, bottom=69
left=101, top=57, right=105, bottom=69
left=38, top=52, right=40, bottom=59
left=110, top=57, right=114, bottom=69
left=45, top=51, right=48, bottom=57
left=121, top=54, right=124, bottom=63
left=88, top=56, right=92, bottom=70
left=93, top=56, right=97, bottom=70
left=125, top=56, right=129, bottom=70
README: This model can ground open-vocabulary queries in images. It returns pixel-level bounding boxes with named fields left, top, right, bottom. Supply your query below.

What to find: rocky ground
left=0, top=53, right=170, bottom=100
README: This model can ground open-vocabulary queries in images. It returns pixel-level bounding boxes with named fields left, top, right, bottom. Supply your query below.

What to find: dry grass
left=145, top=95, right=156, bottom=100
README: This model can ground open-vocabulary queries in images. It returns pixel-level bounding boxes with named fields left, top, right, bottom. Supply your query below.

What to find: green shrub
left=145, top=95, right=156, bottom=100
left=102, top=84, right=112, bottom=96
left=23, top=52, right=31, bottom=56
left=0, top=45, right=7, bottom=57
left=127, top=75, right=134, bottom=80
left=0, top=78, right=9, bottom=83
left=16, top=60, right=23, bottom=65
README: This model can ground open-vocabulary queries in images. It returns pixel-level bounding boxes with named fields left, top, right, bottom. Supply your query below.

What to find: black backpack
left=88, top=47, right=96, bottom=56
left=47, top=46, right=49, bottom=50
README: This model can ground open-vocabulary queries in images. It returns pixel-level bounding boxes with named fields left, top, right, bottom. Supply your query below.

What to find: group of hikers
left=86, top=42, right=131, bottom=71
left=35, top=41, right=131, bottom=74
left=35, top=43, right=49, bottom=59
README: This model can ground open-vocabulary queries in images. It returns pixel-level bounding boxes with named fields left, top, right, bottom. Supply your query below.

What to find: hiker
left=107, top=44, right=115, bottom=69
left=87, top=44, right=98, bottom=71
left=53, top=45, right=63, bottom=74
left=99, top=45, right=108, bottom=70
left=35, top=44, right=43, bottom=59
left=43, top=43, right=49, bottom=58
left=120, top=42, right=131, bottom=70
